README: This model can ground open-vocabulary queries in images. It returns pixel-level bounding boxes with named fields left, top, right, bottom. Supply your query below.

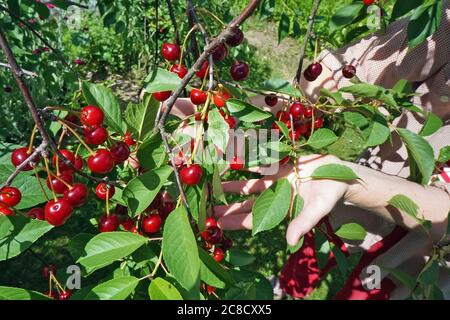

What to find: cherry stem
left=56, top=129, right=66, bottom=175
left=34, top=168, right=49, bottom=201
left=106, top=187, right=110, bottom=216
left=179, top=24, right=198, bottom=67
left=43, top=156, right=58, bottom=201
left=27, top=125, right=38, bottom=154
left=190, top=93, right=211, bottom=163
left=49, top=171, right=73, bottom=189
left=195, top=8, right=226, bottom=26
left=58, top=120, right=95, bottom=155
left=49, top=272, right=65, bottom=292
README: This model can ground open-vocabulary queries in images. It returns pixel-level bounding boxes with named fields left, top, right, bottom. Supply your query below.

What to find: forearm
left=344, top=162, right=450, bottom=241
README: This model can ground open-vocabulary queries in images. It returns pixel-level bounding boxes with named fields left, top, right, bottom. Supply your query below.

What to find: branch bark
left=0, top=62, right=37, bottom=77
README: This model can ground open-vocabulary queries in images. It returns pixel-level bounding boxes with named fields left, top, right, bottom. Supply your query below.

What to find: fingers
left=217, top=213, right=252, bottom=230
left=162, top=98, right=196, bottom=119
left=214, top=200, right=254, bottom=218
left=222, top=179, right=274, bottom=195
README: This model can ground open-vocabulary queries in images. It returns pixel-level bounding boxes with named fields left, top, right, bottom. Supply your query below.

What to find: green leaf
left=123, top=166, right=173, bottom=217
left=149, top=277, right=183, bottom=300
left=278, top=13, right=290, bottom=43
left=331, top=243, right=348, bottom=274
left=0, top=215, right=53, bottom=261
left=407, top=1, right=443, bottom=49
left=198, top=183, right=207, bottom=232
left=419, top=112, right=443, bottom=137
left=391, top=0, right=424, bottom=20
left=340, top=83, right=397, bottom=106
left=382, top=267, right=416, bottom=290
left=68, top=233, right=94, bottom=261
left=212, top=166, right=227, bottom=204
left=82, top=82, right=126, bottom=134
left=320, top=88, right=345, bottom=105
left=287, top=195, right=304, bottom=254
left=252, top=178, right=292, bottom=235
left=136, top=134, right=167, bottom=170
left=307, top=128, right=339, bottom=149
left=77, top=232, right=147, bottom=270
left=418, top=259, right=439, bottom=285
left=330, top=3, right=365, bottom=32
left=397, top=128, right=435, bottom=184
left=225, top=249, right=256, bottom=267
left=254, top=140, right=291, bottom=166
left=274, top=120, right=290, bottom=140
left=388, top=194, right=419, bottom=217
left=343, top=112, right=369, bottom=129
left=0, top=286, right=51, bottom=300
left=315, top=230, right=330, bottom=270
left=206, top=108, right=229, bottom=152
left=365, top=114, right=390, bottom=147
left=198, top=247, right=234, bottom=289
left=162, top=206, right=200, bottom=294
left=144, top=67, right=182, bottom=93
left=125, top=96, right=159, bottom=141
left=437, top=146, right=450, bottom=163
left=85, top=276, right=139, bottom=300
left=226, top=99, right=271, bottom=123
left=311, top=164, right=360, bottom=181
left=335, top=223, right=367, bottom=241
left=259, top=78, right=302, bottom=97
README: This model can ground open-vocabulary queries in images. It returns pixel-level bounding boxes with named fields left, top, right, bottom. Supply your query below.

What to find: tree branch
left=293, top=0, right=321, bottom=85
left=0, top=62, right=37, bottom=78
left=165, top=0, right=181, bottom=46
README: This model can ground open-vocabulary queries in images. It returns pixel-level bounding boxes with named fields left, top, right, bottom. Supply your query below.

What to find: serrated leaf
left=340, top=83, right=397, bottom=106
left=0, top=286, right=51, bottom=300
left=68, top=233, right=94, bottom=261
left=123, top=166, right=173, bottom=217
left=225, top=249, right=256, bottom=267
left=315, top=230, right=331, bottom=270
left=388, top=194, right=431, bottom=230
left=0, top=215, right=53, bottom=261
left=226, top=99, right=271, bottom=123
left=343, top=112, right=369, bottom=129
left=278, top=13, right=290, bottom=43
left=82, top=82, right=126, bottom=134
left=382, top=267, right=416, bottom=290
left=162, top=206, right=200, bottom=294
left=365, top=113, right=390, bottom=147
left=124, top=96, right=159, bottom=141
left=149, top=277, right=183, bottom=300
left=437, top=146, right=450, bottom=163
left=136, top=134, right=167, bottom=170
left=77, top=232, right=147, bottom=270
left=418, top=258, right=439, bottom=285
left=335, top=223, right=367, bottom=241
left=259, top=79, right=302, bottom=97
left=85, top=276, right=139, bottom=300
left=419, top=112, right=443, bottom=137
left=275, top=120, right=290, bottom=139
left=407, top=1, right=443, bottom=49
left=252, top=178, right=291, bottom=235
left=391, top=0, right=424, bottom=21
left=330, top=3, right=364, bottom=32
left=144, top=67, right=182, bottom=93
left=206, top=108, right=229, bottom=152
left=198, top=247, right=234, bottom=289
left=307, top=128, right=338, bottom=149
left=311, top=164, right=360, bottom=181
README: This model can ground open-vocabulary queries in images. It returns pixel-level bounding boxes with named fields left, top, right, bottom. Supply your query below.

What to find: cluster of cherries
left=41, top=265, right=72, bottom=300
left=0, top=186, right=22, bottom=216
left=303, top=61, right=356, bottom=82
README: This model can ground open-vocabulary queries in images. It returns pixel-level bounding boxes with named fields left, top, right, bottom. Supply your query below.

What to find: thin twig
left=186, top=0, right=200, bottom=61
left=0, top=62, right=37, bottom=77
left=166, top=0, right=181, bottom=45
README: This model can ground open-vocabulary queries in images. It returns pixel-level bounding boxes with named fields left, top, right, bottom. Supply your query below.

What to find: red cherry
left=170, top=64, right=188, bottom=79
left=130, top=226, right=142, bottom=234
left=161, top=42, right=181, bottom=61
left=98, top=214, right=120, bottom=232
left=27, top=207, right=45, bottom=220
left=58, top=290, right=72, bottom=300
left=213, top=247, right=225, bottom=262
left=84, top=126, right=108, bottom=146
left=45, top=290, right=58, bottom=299
left=53, top=149, right=75, bottom=172
left=195, top=61, right=209, bottom=79
left=180, top=164, right=203, bottom=186
left=289, top=128, right=301, bottom=141
left=80, top=106, right=104, bottom=127
left=152, top=91, right=172, bottom=102
left=309, top=63, right=323, bottom=78
left=276, top=110, right=290, bottom=122
left=121, top=217, right=134, bottom=231
left=11, top=147, right=38, bottom=171
left=190, top=89, right=208, bottom=105
left=279, top=156, right=290, bottom=166
left=229, top=155, right=244, bottom=170
left=205, top=217, right=217, bottom=229
left=342, top=65, right=356, bottom=79
left=295, top=123, right=308, bottom=135
left=303, top=66, right=317, bottom=82
left=42, top=264, right=57, bottom=279
left=230, top=61, right=249, bottom=81
left=123, top=131, right=136, bottom=146
left=363, top=0, right=375, bottom=5
left=200, top=226, right=223, bottom=245
left=265, top=94, right=278, bottom=107
left=95, top=182, right=115, bottom=200
left=0, top=186, right=21, bottom=207
left=87, top=149, right=115, bottom=174
left=212, top=43, right=228, bottom=62
left=225, top=115, right=237, bottom=129
left=64, top=114, right=79, bottom=124
left=290, top=102, right=305, bottom=120
left=46, top=171, right=73, bottom=194
left=142, top=214, right=162, bottom=234
left=304, top=107, right=314, bottom=118
left=44, top=199, right=73, bottom=226
left=195, top=112, right=208, bottom=122
left=0, top=203, right=14, bottom=216
left=313, top=117, right=324, bottom=129
left=159, top=201, right=175, bottom=220
left=206, top=285, right=216, bottom=295
left=110, top=141, right=130, bottom=163
left=227, top=27, right=244, bottom=47
left=213, top=91, right=230, bottom=108
left=74, top=156, right=83, bottom=170
left=63, top=183, right=88, bottom=207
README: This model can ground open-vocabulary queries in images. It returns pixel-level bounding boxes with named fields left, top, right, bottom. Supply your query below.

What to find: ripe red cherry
left=363, top=0, right=375, bottom=5
left=58, top=290, right=72, bottom=300
left=142, top=214, right=162, bottom=234
left=121, top=217, right=134, bottom=231
left=289, top=128, right=301, bottom=141
left=53, top=149, right=75, bottom=172
left=110, top=141, right=130, bottom=163
left=159, top=201, right=175, bottom=220
left=227, top=27, right=244, bottom=47
left=342, top=65, right=356, bottom=78
left=11, top=147, right=38, bottom=171
left=170, top=64, right=188, bottom=79
left=27, top=207, right=45, bottom=220
left=309, top=63, right=323, bottom=78
left=303, top=66, right=317, bottom=82
left=0, top=186, right=21, bottom=207
left=290, top=102, right=305, bottom=120
left=213, top=91, right=230, bottom=108
left=84, top=126, right=108, bottom=145
left=80, top=105, right=104, bottom=127
left=45, top=290, right=58, bottom=299
left=42, top=264, right=57, bottom=279
left=213, top=247, right=225, bottom=262
left=295, top=123, right=308, bottom=135
left=212, top=43, right=228, bottom=62
left=98, top=214, right=120, bottom=232
left=265, top=94, right=278, bottom=107
left=95, top=182, right=115, bottom=200
left=74, top=156, right=83, bottom=170
left=230, top=155, right=244, bottom=170
left=87, top=149, right=115, bottom=174
left=0, top=203, right=14, bottom=216
left=46, top=171, right=73, bottom=194
left=276, top=110, right=290, bottom=122
left=190, top=89, right=208, bottom=105
left=205, top=217, right=217, bottom=229
left=304, top=106, right=314, bottom=118
left=206, top=285, right=216, bottom=295
left=230, top=61, right=249, bottom=81
left=195, top=61, right=209, bottom=79
left=225, top=115, right=237, bottom=129
left=123, top=131, right=136, bottom=146
left=152, top=91, right=172, bottom=102
left=44, top=199, right=73, bottom=226
left=313, top=117, right=324, bottom=129
left=200, top=226, right=223, bottom=244
left=161, top=42, right=181, bottom=61
left=63, top=183, right=88, bottom=207
left=180, top=164, right=203, bottom=186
